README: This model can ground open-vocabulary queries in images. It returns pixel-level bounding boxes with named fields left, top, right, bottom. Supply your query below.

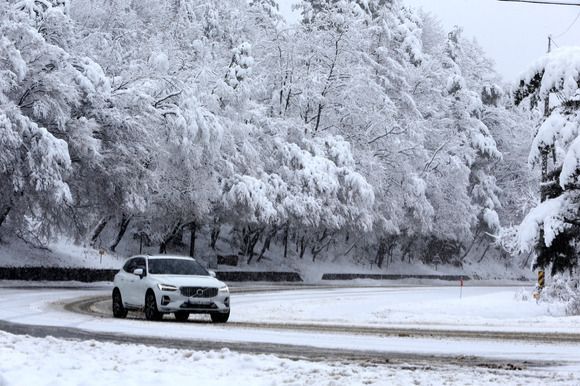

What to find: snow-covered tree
left=0, top=0, right=529, bottom=271
left=0, top=1, right=97, bottom=241
left=516, top=47, right=580, bottom=275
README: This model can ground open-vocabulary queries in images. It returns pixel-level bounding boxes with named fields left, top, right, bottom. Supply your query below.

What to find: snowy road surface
left=1, top=284, right=580, bottom=385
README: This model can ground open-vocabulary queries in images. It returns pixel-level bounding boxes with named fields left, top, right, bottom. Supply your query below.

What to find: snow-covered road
left=2, top=284, right=580, bottom=359
left=1, top=284, right=580, bottom=385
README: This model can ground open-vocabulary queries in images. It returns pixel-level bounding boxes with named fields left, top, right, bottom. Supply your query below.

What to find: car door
left=133, top=257, right=149, bottom=306
left=123, top=257, right=147, bottom=306
left=116, top=258, right=136, bottom=305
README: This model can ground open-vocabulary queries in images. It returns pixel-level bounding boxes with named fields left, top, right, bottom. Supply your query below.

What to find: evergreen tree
left=515, top=47, right=580, bottom=275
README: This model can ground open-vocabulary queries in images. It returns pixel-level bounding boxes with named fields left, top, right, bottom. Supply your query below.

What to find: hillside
left=0, top=235, right=535, bottom=284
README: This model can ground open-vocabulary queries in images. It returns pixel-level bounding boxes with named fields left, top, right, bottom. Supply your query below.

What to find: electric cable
left=552, top=9, right=580, bottom=38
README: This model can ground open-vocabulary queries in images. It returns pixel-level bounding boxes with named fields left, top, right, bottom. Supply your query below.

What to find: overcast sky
left=277, top=0, right=580, bottom=82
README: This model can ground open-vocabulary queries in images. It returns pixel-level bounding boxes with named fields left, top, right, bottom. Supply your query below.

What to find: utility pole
left=500, top=0, right=571, bottom=199
left=542, top=35, right=551, bottom=190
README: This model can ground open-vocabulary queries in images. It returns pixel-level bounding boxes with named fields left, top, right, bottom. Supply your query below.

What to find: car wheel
left=145, top=291, right=162, bottom=321
left=210, top=310, right=230, bottom=323
left=112, top=289, right=128, bottom=319
left=174, top=311, right=190, bottom=321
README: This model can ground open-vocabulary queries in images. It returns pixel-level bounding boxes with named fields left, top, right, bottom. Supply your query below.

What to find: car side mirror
left=208, top=270, right=216, bottom=278
left=133, top=268, right=144, bottom=277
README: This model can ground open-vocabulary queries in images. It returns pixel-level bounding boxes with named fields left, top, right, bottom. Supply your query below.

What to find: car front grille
left=180, top=302, right=218, bottom=310
left=181, top=287, right=218, bottom=298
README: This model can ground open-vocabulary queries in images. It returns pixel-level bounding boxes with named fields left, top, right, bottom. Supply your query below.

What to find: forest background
left=2, top=0, right=572, bottom=283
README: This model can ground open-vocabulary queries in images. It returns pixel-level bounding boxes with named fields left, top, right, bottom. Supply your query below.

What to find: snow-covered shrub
left=541, top=274, right=580, bottom=315
left=513, top=287, right=531, bottom=302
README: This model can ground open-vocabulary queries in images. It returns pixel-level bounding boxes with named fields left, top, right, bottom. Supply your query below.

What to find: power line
left=498, top=0, right=580, bottom=5
left=551, top=9, right=580, bottom=38
left=500, top=0, right=580, bottom=49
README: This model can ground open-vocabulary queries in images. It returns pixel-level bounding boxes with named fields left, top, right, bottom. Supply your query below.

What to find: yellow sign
left=99, top=250, right=105, bottom=255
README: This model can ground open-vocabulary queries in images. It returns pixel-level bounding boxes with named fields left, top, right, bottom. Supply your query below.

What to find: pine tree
left=515, top=47, right=580, bottom=275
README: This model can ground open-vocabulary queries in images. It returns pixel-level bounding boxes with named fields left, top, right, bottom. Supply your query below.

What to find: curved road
left=1, top=285, right=579, bottom=370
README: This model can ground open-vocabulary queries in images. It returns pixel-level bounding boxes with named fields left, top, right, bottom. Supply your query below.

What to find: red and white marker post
left=460, top=276, right=463, bottom=299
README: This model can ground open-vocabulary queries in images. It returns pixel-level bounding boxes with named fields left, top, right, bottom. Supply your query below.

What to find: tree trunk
left=520, top=251, right=533, bottom=269
left=159, top=223, right=182, bottom=254
left=257, top=226, right=279, bottom=262
left=90, top=216, right=110, bottom=247
left=210, top=226, right=220, bottom=250
left=110, top=215, right=131, bottom=252
left=401, top=237, right=416, bottom=263
left=477, top=243, right=491, bottom=263
left=0, top=205, right=11, bottom=230
left=283, top=223, right=289, bottom=258
left=375, top=239, right=388, bottom=269
left=312, top=239, right=331, bottom=262
left=245, top=227, right=264, bottom=264
left=298, top=236, right=307, bottom=259
left=460, top=229, right=482, bottom=261
left=189, top=221, right=197, bottom=258
left=314, top=103, right=323, bottom=131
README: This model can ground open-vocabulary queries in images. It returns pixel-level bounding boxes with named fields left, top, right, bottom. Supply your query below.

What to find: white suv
left=112, top=255, right=230, bottom=323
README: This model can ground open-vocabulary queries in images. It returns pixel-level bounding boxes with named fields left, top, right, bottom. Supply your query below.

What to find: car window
left=123, top=258, right=136, bottom=273
left=123, top=257, right=146, bottom=273
left=134, top=257, right=146, bottom=271
left=147, top=258, right=209, bottom=276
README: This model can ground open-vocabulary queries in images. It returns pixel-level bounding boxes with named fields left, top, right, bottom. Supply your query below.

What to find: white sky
left=277, top=0, right=580, bottom=81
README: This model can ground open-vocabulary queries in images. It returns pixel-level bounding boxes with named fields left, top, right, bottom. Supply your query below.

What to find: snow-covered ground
left=0, top=329, right=575, bottom=386
left=0, top=284, right=579, bottom=385
left=0, top=239, right=572, bottom=384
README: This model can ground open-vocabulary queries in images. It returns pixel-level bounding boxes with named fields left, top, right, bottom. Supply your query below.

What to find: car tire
left=145, top=291, right=162, bottom=321
left=174, top=311, right=190, bottom=321
left=112, top=289, right=128, bottom=319
left=211, top=310, right=230, bottom=323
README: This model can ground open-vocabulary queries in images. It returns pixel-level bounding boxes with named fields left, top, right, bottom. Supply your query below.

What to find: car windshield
left=147, top=258, right=209, bottom=276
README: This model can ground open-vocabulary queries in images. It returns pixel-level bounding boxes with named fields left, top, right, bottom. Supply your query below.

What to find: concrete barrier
left=0, top=267, right=303, bottom=283
left=321, top=273, right=469, bottom=281
left=216, top=271, right=302, bottom=282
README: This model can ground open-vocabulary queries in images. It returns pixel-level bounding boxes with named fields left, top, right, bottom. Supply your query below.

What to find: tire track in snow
left=73, top=295, right=580, bottom=344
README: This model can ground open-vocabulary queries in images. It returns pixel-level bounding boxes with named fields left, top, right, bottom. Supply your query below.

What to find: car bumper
left=157, top=292, right=230, bottom=314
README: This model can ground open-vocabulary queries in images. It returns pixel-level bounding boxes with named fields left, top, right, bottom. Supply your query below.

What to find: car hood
left=150, top=274, right=225, bottom=288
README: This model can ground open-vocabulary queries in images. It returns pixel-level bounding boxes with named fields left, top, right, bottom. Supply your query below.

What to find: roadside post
left=99, top=249, right=104, bottom=264
left=460, top=276, right=463, bottom=299
left=533, top=270, right=544, bottom=303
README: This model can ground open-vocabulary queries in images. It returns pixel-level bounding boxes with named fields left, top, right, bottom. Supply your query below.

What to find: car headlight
left=157, top=284, right=179, bottom=292
left=219, top=285, right=229, bottom=293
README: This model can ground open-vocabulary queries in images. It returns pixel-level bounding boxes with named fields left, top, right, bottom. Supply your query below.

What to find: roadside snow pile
left=0, top=331, right=576, bottom=386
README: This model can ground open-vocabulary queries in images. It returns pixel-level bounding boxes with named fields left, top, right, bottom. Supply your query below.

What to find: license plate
left=188, top=298, right=211, bottom=305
